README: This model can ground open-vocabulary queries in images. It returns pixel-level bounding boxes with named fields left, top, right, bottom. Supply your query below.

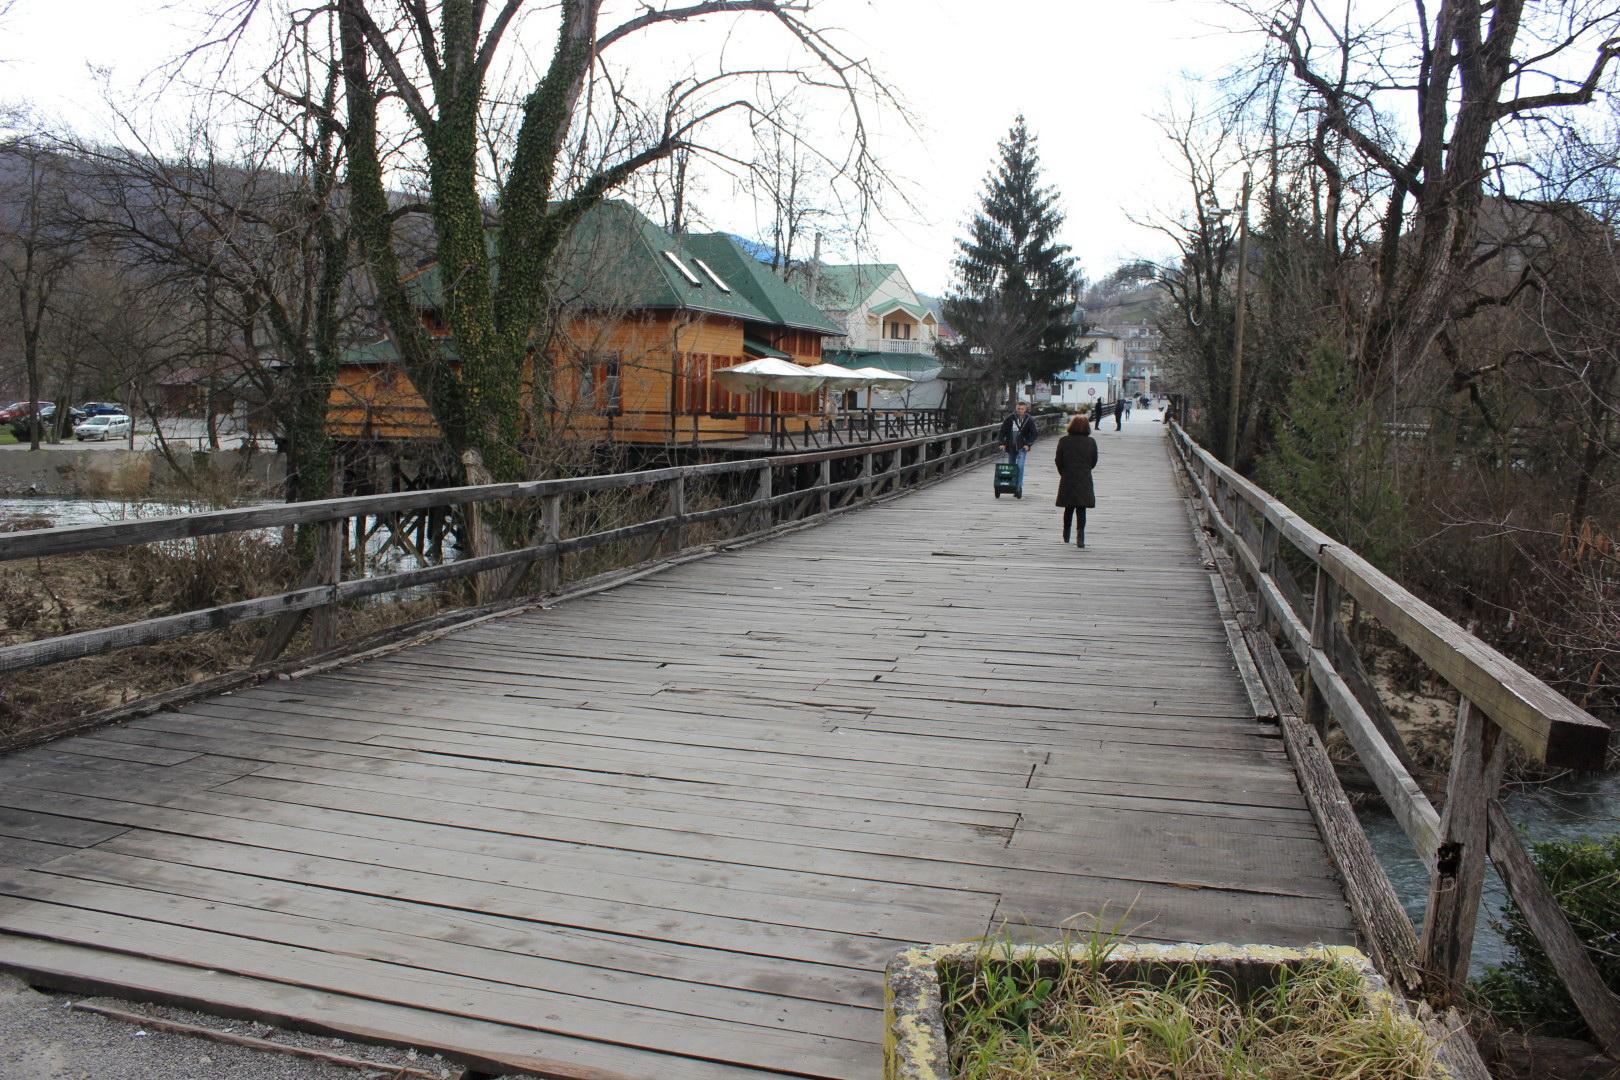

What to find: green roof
left=683, top=234, right=842, bottom=335
left=402, top=201, right=779, bottom=325
left=824, top=349, right=943, bottom=376
left=802, top=263, right=900, bottom=310
left=868, top=297, right=930, bottom=321
left=338, top=337, right=460, bottom=367
left=742, top=335, right=791, bottom=360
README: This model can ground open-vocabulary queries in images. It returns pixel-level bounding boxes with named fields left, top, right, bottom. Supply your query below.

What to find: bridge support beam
left=1419, top=697, right=1504, bottom=997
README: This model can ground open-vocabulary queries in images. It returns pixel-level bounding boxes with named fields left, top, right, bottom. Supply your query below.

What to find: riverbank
left=0, top=442, right=283, bottom=498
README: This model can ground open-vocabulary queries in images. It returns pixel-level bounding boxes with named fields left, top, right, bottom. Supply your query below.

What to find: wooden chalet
left=328, top=203, right=842, bottom=448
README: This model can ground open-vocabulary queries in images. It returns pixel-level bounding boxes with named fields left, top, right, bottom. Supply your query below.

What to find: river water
left=0, top=496, right=174, bottom=529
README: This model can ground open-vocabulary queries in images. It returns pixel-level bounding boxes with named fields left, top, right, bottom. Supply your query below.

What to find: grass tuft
left=941, top=937, right=1436, bottom=1079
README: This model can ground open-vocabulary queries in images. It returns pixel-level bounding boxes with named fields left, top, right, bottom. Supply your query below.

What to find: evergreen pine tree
left=943, top=117, right=1086, bottom=420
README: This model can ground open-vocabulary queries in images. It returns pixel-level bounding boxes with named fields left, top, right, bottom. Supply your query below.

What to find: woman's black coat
left=1053, top=433, right=1098, bottom=508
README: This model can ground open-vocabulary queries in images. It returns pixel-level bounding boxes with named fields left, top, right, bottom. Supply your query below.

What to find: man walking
left=1113, top=397, right=1124, bottom=431
left=999, top=401, right=1037, bottom=498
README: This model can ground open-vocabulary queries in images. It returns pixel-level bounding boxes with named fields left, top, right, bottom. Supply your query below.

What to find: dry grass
left=943, top=939, right=1438, bottom=1080
left=0, top=533, right=445, bottom=741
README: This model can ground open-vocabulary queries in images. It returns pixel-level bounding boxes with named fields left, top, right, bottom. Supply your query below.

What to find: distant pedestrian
left=1113, top=398, right=1124, bottom=431
left=1124, top=398, right=1133, bottom=420
left=1054, top=414, right=1098, bottom=548
left=998, top=401, right=1037, bottom=499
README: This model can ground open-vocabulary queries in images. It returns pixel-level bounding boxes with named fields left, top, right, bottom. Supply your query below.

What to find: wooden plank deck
left=0, top=417, right=1354, bottom=1079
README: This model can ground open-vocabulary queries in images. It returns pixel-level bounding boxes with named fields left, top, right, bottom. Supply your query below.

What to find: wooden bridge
left=0, top=419, right=1610, bottom=1078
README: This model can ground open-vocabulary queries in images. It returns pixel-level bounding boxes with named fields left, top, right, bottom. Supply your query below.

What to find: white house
left=1043, top=330, right=1124, bottom=408
left=799, top=262, right=946, bottom=410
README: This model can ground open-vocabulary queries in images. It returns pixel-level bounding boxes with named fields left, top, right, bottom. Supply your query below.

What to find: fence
left=0, top=420, right=1032, bottom=680
left=574, top=407, right=950, bottom=451
left=1168, top=421, right=1618, bottom=1057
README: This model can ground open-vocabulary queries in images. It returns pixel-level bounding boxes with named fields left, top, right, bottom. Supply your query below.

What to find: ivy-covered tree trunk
left=339, top=0, right=600, bottom=487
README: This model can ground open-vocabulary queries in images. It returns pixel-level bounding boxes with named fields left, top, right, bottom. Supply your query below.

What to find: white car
left=74, top=414, right=133, bottom=441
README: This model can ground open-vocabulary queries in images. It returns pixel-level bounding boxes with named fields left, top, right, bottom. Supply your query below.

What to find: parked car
left=73, top=414, right=133, bottom=441
left=77, top=401, right=126, bottom=418
left=7, top=403, right=86, bottom=440
left=0, top=401, right=42, bottom=423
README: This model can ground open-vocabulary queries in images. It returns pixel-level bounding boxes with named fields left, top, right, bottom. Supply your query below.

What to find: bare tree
left=0, top=137, right=79, bottom=449
left=1236, top=0, right=1620, bottom=389
left=297, top=0, right=902, bottom=488
left=69, top=17, right=357, bottom=504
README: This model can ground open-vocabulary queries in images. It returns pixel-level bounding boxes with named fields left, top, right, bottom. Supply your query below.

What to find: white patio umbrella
left=801, top=362, right=875, bottom=390
left=846, top=366, right=915, bottom=391
left=712, top=357, right=828, bottom=394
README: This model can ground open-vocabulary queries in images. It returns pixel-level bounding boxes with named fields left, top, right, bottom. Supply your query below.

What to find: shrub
left=1471, top=833, right=1620, bottom=1039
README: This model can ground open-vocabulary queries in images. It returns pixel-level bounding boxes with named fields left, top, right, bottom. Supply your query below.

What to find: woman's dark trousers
left=1062, top=506, right=1087, bottom=545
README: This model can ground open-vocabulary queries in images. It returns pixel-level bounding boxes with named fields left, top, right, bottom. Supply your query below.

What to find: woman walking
left=1054, top=414, right=1098, bottom=548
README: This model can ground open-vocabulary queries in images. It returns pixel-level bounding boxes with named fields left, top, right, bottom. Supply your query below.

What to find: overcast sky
left=0, top=0, right=1258, bottom=294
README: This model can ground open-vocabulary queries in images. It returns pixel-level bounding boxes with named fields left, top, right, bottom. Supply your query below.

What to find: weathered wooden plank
left=0, top=423, right=1361, bottom=1077
left=1419, top=698, right=1505, bottom=993
left=0, top=937, right=780, bottom=1080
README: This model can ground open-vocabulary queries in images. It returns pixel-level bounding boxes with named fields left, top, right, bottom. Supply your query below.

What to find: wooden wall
left=328, top=312, right=831, bottom=447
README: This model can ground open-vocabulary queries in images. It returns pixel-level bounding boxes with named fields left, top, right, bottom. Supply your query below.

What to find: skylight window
left=693, top=258, right=731, bottom=292
left=662, top=251, right=703, bottom=286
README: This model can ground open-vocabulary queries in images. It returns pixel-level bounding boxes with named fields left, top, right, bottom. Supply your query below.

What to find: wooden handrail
left=1169, top=422, right=1608, bottom=770
left=1168, top=420, right=1620, bottom=1052
left=0, top=421, right=1036, bottom=675
left=0, top=423, right=1001, bottom=564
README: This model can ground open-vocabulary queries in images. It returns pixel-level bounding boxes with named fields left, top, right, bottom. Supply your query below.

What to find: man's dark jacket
left=999, top=412, right=1037, bottom=450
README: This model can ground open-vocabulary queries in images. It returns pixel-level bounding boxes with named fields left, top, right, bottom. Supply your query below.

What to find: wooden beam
left=1303, top=564, right=1331, bottom=736
left=1419, top=699, right=1505, bottom=995
left=1308, top=648, right=1441, bottom=861
left=754, top=461, right=773, bottom=534
left=541, top=495, right=562, bottom=594
left=1487, top=800, right=1620, bottom=1057
left=1320, top=546, right=1608, bottom=770
left=1327, top=614, right=1426, bottom=783
left=308, top=518, right=344, bottom=651
left=1171, top=423, right=1609, bottom=771
left=668, top=475, right=686, bottom=554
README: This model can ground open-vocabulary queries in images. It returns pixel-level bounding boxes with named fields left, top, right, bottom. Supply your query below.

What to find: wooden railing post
left=1258, top=520, right=1279, bottom=635
left=669, top=474, right=687, bottom=552
left=1419, top=697, right=1505, bottom=997
left=1302, top=563, right=1331, bottom=735
left=541, top=494, right=562, bottom=594
left=889, top=445, right=903, bottom=493
left=310, top=516, right=343, bottom=651
left=817, top=459, right=831, bottom=516
left=754, top=460, right=773, bottom=532
left=862, top=451, right=874, bottom=504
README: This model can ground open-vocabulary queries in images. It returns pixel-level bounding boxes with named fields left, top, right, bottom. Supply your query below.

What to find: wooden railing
left=1168, top=422, right=1619, bottom=1056
left=0, top=421, right=1028, bottom=679
left=582, top=407, right=951, bottom=450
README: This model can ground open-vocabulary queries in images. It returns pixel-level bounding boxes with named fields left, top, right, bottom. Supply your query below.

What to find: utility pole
left=1225, top=171, right=1252, bottom=468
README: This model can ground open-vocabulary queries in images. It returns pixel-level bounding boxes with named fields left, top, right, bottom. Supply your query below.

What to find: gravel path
left=0, top=972, right=545, bottom=1080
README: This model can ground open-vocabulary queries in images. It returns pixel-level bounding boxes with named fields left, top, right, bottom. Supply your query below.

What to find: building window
left=886, top=320, right=912, bottom=340
left=579, top=353, right=623, bottom=413
left=600, top=355, right=622, bottom=414
left=1084, top=362, right=1102, bottom=375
